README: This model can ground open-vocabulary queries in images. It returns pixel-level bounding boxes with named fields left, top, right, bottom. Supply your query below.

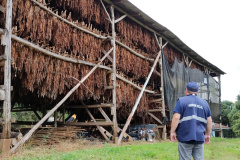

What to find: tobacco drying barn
left=0, top=0, right=225, bottom=153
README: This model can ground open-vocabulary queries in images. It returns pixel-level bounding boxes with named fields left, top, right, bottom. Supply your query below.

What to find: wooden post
left=62, top=107, right=65, bottom=124
left=110, top=6, right=118, bottom=144
left=218, top=75, right=223, bottom=138
left=154, top=34, right=167, bottom=140
left=1, top=0, right=12, bottom=140
left=54, top=110, right=57, bottom=127
left=207, top=74, right=210, bottom=103
left=159, top=37, right=167, bottom=140
left=118, top=49, right=163, bottom=144
left=10, top=48, right=113, bottom=153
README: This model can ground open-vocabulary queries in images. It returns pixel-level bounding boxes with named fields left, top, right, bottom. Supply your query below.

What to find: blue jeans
left=178, top=142, right=204, bottom=160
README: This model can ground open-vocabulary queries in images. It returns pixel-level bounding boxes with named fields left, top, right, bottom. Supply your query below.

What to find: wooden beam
left=98, top=107, right=133, bottom=142
left=31, top=0, right=107, bottom=39
left=66, top=103, right=113, bottom=109
left=0, top=54, right=7, bottom=62
left=148, top=109, right=162, bottom=112
left=148, top=112, right=162, bottom=125
left=10, top=44, right=112, bottom=153
left=100, top=0, right=112, bottom=22
left=12, top=121, right=53, bottom=125
left=115, top=40, right=154, bottom=62
left=115, top=15, right=127, bottom=23
left=0, top=5, right=5, bottom=13
left=116, top=74, right=155, bottom=94
left=0, top=28, right=5, bottom=35
left=32, top=110, right=41, bottom=121
left=104, top=85, right=114, bottom=90
left=153, top=69, right=161, bottom=77
left=162, top=42, right=168, bottom=48
left=102, top=48, right=113, bottom=62
left=11, top=35, right=112, bottom=71
left=157, top=125, right=165, bottom=128
left=64, top=122, right=114, bottom=126
left=98, top=108, right=112, bottom=122
left=11, top=109, right=32, bottom=112
left=118, top=49, right=163, bottom=144
left=86, top=108, right=110, bottom=141
left=149, top=98, right=162, bottom=103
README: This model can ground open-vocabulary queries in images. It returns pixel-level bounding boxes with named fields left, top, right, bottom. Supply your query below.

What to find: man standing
left=170, top=82, right=212, bottom=160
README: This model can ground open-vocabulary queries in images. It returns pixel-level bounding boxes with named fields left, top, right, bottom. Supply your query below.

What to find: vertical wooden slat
left=2, top=0, right=12, bottom=140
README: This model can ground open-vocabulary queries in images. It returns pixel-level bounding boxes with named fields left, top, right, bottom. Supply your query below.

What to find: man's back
left=175, top=94, right=211, bottom=142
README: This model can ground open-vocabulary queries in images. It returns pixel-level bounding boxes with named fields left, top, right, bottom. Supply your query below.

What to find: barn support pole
left=10, top=48, right=113, bottom=154
left=100, top=0, right=119, bottom=143
left=118, top=49, right=163, bottom=144
left=110, top=5, right=118, bottom=144
left=154, top=34, right=168, bottom=140
left=0, top=0, right=12, bottom=155
left=207, top=73, right=210, bottom=103
left=158, top=37, right=167, bottom=140
left=54, top=110, right=57, bottom=127
left=218, top=75, right=223, bottom=138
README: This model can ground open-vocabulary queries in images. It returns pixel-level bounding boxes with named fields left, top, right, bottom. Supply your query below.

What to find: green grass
left=11, top=138, right=240, bottom=160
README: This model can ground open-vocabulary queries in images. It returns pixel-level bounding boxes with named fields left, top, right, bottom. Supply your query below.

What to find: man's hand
left=170, top=132, right=177, bottom=142
left=170, top=113, right=180, bottom=142
left=204, top=134, right=210, bottom=144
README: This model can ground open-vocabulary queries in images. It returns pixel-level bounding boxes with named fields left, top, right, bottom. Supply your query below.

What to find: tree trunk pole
left=110, top=6, right=118, bottom=144
left=2, top=0, right=12, bottom=140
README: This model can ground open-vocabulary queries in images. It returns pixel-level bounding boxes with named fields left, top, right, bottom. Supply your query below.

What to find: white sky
left=129, top=0, right=240, bottom=102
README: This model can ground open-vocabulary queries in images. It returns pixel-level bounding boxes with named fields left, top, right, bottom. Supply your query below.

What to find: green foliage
left=221, top=100, right=233, bottom=126
left=11, top=138, right=240, bottom=160
left=236, top=94, right=240, bottom=110
left=11, top=104, right=41, bottom=122
left=228, top=94, right=240, bottom=137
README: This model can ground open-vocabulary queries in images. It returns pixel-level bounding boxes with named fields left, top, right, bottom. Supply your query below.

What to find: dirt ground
left=8, top=137, right=163, bottom=159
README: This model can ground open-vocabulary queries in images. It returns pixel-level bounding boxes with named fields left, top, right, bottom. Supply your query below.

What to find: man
left=170, top=82, right=212, bottom=160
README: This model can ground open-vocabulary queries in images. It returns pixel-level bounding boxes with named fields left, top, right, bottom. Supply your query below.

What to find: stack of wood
left=30, top=126, right=86, bottom=145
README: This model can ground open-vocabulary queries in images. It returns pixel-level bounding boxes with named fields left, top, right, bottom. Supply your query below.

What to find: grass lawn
left=10, top=138, right=240, bottom=160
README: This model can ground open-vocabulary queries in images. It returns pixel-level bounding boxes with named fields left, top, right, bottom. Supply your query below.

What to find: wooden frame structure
left=0, top=0, right=224, bottom=154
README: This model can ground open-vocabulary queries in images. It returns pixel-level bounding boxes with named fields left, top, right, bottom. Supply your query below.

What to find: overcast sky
left=129, top=0, right=240, bottom=102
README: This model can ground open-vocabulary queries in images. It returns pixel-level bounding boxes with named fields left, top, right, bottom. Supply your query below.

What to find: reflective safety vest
left=174, top=94, right=211, bottom=142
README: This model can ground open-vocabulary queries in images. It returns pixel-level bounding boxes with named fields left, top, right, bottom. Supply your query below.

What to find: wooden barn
left=0, top=0, right=224, bottom=154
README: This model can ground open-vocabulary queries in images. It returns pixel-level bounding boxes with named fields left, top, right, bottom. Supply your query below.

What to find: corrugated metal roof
left=103, top=0, right=225, bottom=75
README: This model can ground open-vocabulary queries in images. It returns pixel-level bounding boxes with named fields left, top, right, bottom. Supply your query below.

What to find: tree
left=228, top=94, right=240, bottom=137
left=221, top=100, right=233, bottom=126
